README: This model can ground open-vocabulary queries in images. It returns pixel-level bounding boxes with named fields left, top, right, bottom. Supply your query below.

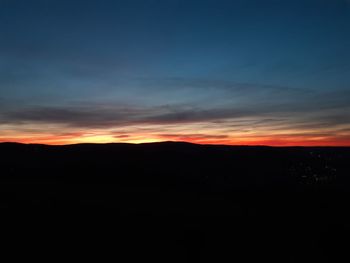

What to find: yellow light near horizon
left=70, top=135, right=115, bottom=144
left=63, top=134, right=162, bottom=145
left=1, top=121, right=350, bottom=146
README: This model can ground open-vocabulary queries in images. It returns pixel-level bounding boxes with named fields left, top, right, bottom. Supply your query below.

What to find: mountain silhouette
left=0, top=142, right=349, bottom=262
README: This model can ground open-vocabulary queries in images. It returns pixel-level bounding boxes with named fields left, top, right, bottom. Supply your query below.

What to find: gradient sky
left=0, top=0, right=349, bottom=145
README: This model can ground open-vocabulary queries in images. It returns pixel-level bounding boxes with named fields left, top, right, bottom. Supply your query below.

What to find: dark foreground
left=1, top=142, right=350, bottom=262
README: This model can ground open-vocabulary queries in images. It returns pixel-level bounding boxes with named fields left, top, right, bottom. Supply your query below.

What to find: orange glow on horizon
left=1, top=121, right=349, bottom=146
left=1, top=135, right=350, bottom=146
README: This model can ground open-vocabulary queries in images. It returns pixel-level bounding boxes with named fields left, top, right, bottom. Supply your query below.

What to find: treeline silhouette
left=0, top=142, right=349, bottom=262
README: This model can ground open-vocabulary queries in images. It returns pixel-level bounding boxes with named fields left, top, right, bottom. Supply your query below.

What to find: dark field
left=1, top=142, right=350, bottom=262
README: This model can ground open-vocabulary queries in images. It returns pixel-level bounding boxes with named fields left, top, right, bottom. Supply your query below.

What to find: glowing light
left=1, top=122, right=349, bottom=146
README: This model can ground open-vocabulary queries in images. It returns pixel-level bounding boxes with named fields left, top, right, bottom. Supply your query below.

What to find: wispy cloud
left=1, top=85, right=349, bottom=130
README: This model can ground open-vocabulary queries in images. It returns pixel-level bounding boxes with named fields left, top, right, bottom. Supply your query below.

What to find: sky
left=0, top=0, right=349, bottom=145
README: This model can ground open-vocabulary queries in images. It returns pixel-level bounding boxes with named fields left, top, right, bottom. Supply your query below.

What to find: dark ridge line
left=0, top=141, right=349, bottom=149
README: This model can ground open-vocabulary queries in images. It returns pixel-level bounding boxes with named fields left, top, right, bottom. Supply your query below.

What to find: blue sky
left=0, top=0, right=349, bottom=145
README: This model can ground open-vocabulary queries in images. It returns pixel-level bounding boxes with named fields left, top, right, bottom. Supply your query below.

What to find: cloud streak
left=1, top=85, right=349, bottom=128
left=1, top=95, right=349, bottom=146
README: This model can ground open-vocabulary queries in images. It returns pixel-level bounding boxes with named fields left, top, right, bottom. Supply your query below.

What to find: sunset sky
left=0, top=0, right=349, bottom=145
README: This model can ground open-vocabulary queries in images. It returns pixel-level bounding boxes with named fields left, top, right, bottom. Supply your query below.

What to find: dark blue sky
left=0, top=0, right=349, bottom=145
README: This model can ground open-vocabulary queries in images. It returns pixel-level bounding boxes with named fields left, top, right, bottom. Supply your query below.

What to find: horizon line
left=1, top=140, right=349, bottom=148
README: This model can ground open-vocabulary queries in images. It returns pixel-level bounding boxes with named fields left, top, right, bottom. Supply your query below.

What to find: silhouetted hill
left=0, top=142, right=350, bottom=262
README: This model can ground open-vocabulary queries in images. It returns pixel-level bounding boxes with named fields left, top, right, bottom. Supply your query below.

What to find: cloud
left=136, top=77, right=312, bottom=98
left=113, top=134, right=130, bottom=139
left=1, top=105, right=149, bottom=128
left=1, top=89, right=349, bottom=131
left=156, top=133, right=229, bottom=140
left=0, top=82, right=349, bottom=146
left=0, top=101, right=266, bottom=128
left=1, top=100, right=349, bottom=146
left=145, top=107, right=258, bottom=124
